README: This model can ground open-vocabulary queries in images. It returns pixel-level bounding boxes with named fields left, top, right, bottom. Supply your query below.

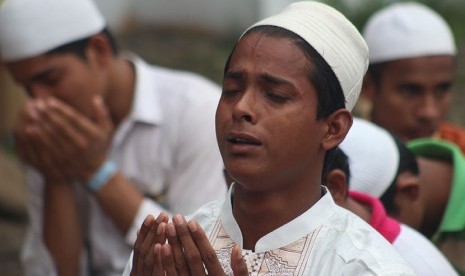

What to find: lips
left=226, top=132, right=262, bottom=146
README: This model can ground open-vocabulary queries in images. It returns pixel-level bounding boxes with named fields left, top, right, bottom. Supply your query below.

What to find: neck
left=232, top=180, right=322, bottom=250
left=344, top=197, right=372, bottom=223
left=105, top=57, right=136, bottom=127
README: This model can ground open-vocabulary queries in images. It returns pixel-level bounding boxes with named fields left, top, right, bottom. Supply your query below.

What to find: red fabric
left=349, top=190, right=401, bottom=244
left=439, top=122, right=465, bottom=154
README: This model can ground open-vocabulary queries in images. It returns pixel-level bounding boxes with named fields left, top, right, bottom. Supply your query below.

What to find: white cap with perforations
left=245, top=1, right=369, bottom=112
left=0, top=0, right=105, bottom=62
left=364, top=2, right=456, bottom=64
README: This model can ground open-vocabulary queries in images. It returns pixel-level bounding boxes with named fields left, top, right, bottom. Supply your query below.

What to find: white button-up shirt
left=21, top=56, right=227, bottom=276
left=124, top=185, right=416, bottom=275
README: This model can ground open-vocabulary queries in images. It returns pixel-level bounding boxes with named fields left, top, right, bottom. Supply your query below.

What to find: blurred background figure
left=337, top=118, right=457, bottom=275
left=407, top=138, right=465, bottom=274
left=0, top=0, right=226, bottom=275
left=0, top=63, right=27, bottom=276
left=360, top=2, right=465, bottom=151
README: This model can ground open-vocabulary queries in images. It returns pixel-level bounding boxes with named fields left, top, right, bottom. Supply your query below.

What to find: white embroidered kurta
left=21, top=55, right=227, bottom=276
left=124, top=185, right=416, bottom=275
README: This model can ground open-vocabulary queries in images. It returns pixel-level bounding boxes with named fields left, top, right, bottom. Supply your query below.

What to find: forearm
left=94, top=172, right=145, bottom=235
left=43, top=181, right=83, bottom=276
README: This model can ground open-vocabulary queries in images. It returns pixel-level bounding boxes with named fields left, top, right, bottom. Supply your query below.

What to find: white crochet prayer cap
left=244, top=1, right=368, bottom=112
left=364, top=2, right=456, bottom=64
left=0, top=0, right=105, bottom=62
left=340, top=118, right=399, bottom=197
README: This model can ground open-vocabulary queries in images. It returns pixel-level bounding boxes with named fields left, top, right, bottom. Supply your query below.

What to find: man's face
left=216, top=32, right=328, bottom=191
left=6, top=50, right=106, bottom=119
left=417, top=157, right=453, bottom=238
left=370, top=56, right=455, bottom=141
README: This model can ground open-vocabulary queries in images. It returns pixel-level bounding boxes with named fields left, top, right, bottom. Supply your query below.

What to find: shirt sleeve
left=124, top=198, right=170, bottom=245
left=20, top=169, right=57, bottom=276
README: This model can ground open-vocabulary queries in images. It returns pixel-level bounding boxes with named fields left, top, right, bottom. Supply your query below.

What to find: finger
left=46, top=97, right=101, bottom=136
left=155, top=212, right=169, bottom=244
left=141, top=220, right=163, bottom=274
left=172, top=214, right=206, bottom=276
left=39, top=99, right=87, bottom=151
left=161, top=244, right=179, bottom=276
left=231, top=245, right=248, bottom=276
left=92, top=95, right=113, bottom=132
left=151, top=243, right=164, bottom=276
left=133, top=215, right=155, bottom=275
left=31, top=110, right=74, bottom=163
left=143, top=222, right=166, bottom=274
left=166, top=223, right=190, bottom=276
left=187, top=220, right=223, bottom=274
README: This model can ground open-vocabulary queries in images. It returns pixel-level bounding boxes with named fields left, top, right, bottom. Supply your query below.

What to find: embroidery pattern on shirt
left=208, top=219, right=322, bottom=276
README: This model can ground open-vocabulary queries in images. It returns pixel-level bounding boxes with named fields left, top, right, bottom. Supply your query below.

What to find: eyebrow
left=225, top=71, right=292, bottom=86
left=29, top=68, right=58, bottom=83
left=260, top=74, right=291, bottom=86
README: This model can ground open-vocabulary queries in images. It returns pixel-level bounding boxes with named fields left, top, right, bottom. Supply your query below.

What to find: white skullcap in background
left=364, top=2, right=456, bottom=64
left=0, top=0, right=106, bottom=62
left=340, top=118, right=399, bottom=197
left=244, top=1, right=368, bottom=111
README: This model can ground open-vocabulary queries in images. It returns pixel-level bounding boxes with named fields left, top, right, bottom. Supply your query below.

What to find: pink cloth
left=349, top=190, right=401, bottom=243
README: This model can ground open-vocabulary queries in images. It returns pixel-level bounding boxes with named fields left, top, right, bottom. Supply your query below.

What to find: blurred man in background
left=360, top=2, right=465, bottom=152
left=0, top=0, right=226, bottom=275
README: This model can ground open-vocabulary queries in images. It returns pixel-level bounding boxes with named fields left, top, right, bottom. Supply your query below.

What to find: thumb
left=92, top=95, right=113, bottom=131
left=231, top=245, right=248, bottom=276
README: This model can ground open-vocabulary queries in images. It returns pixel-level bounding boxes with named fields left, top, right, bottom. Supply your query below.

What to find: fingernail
left=36, top=100, right=46, bottom=111
left=188, top=221, right=197, bottom=232
left=167, top=224, right=176, bottom=236
left=154, top=243, right=161, bottom=255
left=157, top=222, right=165, bottom=235
left=173, top=214, right=183, bottom=225
left=48, top=98, right=58, bottom=108
left=144, top=215, right=154, bottom=227
left=156, top=212, right=166, bottom=224
left=163, top=245, right=171, bottom=257
left=236, top=245, right=242, bottom=260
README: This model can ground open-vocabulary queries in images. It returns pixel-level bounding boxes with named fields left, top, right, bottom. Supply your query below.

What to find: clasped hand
left=14, top=96, right=113, bottom=183
left=131, top=213, right=249, bottom=276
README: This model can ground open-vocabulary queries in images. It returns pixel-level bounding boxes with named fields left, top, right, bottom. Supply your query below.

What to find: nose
left=417, top=94, right=440, bottom=121
left=232, top=91, right=256, bottom=124
left=27, top=84, right=50, bottom=99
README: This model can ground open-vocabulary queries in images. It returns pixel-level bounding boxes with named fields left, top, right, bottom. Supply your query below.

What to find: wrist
left=86, top=160, right=117, bottom=193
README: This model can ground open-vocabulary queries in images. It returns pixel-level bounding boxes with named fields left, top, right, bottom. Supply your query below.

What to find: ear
left=326, top=169, right=348, bottom=205
left=85, top=33, right=113, bottom=67
left=395, top=173, right=420, bottom=202
left=321, top=109, right=352, bottom=150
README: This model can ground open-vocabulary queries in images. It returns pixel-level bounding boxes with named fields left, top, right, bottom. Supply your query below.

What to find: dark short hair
left=46, top=27, right=119, bottom=59
left=380, top=134, right=419, bottom=214
left=223, top=25, right=346, bottom=171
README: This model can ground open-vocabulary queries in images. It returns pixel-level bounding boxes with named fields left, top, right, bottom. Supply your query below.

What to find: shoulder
left=317, top=208, right=416, bottom=275
left=186, top=200, right=223, bottom=227
left=392, top=224, right=458, bottom=275
left=439, top=122, right=465, bottom=153
left=147, top=64, right=221, bottom=98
